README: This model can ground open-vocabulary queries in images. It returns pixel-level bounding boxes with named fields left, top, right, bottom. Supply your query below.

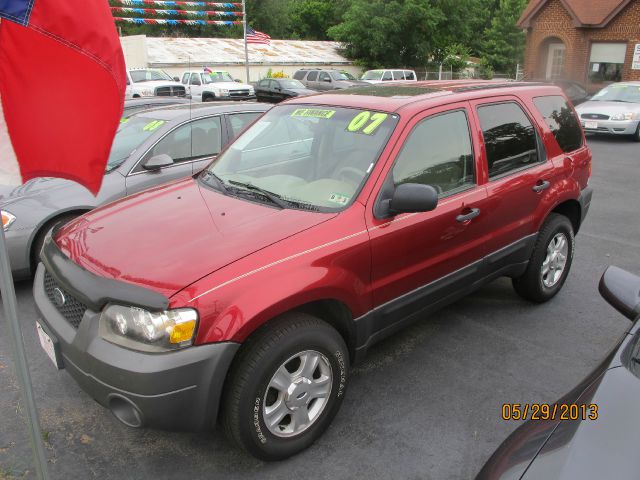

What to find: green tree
left=288, top=0, right=345, bottom=40
left=480, top=0, right=528, bottom=74
left=328, top=0, right=444, bottom=69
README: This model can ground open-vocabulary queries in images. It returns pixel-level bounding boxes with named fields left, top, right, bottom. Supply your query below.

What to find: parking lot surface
left=1, top=136, right=638, bottom=480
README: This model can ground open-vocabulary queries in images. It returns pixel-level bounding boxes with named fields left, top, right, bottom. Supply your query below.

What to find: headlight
left=219, top=89, right=230, bottom=96
left=99, top=304, right=198, bottom=352
left=139, top=89, right=155, bottom=97
left=610, top=112, right=636, bottom=121
left=2, top=210, right=15, bottom=231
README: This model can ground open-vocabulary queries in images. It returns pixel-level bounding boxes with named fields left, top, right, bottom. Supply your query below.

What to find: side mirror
left=599, top=266, right=640, bottom=320
left=173, top=76, right=180, bottom=82
left=142, top=154, right=174, bottom=171
left=235, top=79, right=242, bottom=83
left=389, top=183, right=438, bottom=215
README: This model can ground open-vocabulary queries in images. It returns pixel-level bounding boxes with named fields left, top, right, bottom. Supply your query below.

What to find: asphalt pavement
left=1, top=136, right=639, bottom=480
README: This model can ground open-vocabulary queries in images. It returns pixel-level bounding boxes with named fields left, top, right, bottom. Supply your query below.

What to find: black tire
left=203, top=94, right=214, bottom=102
left=31, top=213, right=78, bottom=271
left=512, top=213, right=575, bottom=303
left=222, top=312, right=349, bottom=461
left=633, top=124, right=640, bottom=142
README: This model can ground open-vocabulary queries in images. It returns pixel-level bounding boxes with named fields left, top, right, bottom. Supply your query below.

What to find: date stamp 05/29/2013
left=501, top=403, right=599, bottom=421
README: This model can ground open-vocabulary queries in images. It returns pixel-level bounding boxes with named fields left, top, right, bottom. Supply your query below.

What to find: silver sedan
left=0, top=102, right=270, bottom=280
left=575, top=82, right=640, bottom=141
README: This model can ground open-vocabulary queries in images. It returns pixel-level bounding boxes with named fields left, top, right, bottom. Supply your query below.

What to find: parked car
left=293, top=68, right=369, bottom=91
left=181, top=70, right=255, bottom=102
left=33, top=81, right=591, bottom=461
left=125, top=68, right=187, bottom=99
left=574, top=81, right=640, bottom=141
left=255, top=78, right=316, bottom=103
left=122, top=97, right=190, bottom=117
left=0, top=102, right=269, bottom=279
left=476, top=265, right=640, bottom=480
left=361, top=69, right=418, bottom=83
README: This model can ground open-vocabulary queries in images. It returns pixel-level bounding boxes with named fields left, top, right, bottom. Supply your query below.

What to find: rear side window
left=533, top=95, right=583, bottom=152
left=228, top=112, right=261, bottom=139
left=382, top=71, right=393, bottom=81
left=293, top=70, right=306, bottom=80
left=477, top=102, right=540, bottom=180
left=404, top=71, right=416, bottom=80
left=181, top=73, right=189, bottom=84
left=392, top=110, right=475, bottom=196
left=307, top=71, right=318, bottom=81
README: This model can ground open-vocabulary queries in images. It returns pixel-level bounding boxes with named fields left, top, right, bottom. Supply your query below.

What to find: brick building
left=518, top=0, right=640, bottom=92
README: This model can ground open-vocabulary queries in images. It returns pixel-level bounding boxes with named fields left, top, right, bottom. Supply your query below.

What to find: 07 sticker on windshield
left=347, top=111, right=389, bottom=135
left=291, top=108, right=336, bottom=119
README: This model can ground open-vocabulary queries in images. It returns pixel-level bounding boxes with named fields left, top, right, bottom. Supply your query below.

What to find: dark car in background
left=476, top=266, right=640, bottom=480
left=0, top=102, right=270, bottom=279
left=254, top=78, right=316, bottom=103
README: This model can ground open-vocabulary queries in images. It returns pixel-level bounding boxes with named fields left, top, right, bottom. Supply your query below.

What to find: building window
left=588, top=43, right=627, bottom=84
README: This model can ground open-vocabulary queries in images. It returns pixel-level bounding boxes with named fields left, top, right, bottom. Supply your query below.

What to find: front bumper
left=33, top=263, right=239, bottom=431
left=217, top=94, right=256, bottom=101
left=580, top=119, right=639, bottom=135
left=4, top=225, right=33, bottom=280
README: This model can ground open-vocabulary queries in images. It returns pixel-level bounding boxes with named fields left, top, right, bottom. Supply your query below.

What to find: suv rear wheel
left=512, top=213, right=574, bottom=303
left=222, top=312, right=349, bottom=461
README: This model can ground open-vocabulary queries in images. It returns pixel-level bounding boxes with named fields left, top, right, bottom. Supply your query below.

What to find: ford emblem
left=52, top=287, right=66, bottom=307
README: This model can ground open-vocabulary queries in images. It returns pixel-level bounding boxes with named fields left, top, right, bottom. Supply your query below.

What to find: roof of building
left=140, top=37, right=352, bottom=67
left=518, top=0, right=632, bottom=28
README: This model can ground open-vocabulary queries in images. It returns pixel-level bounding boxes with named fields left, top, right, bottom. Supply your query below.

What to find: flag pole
left=0, top=226, right=49, bottom=479
left=242, top=0, right=249, bottom=83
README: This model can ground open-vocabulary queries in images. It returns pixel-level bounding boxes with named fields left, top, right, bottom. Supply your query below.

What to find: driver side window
left=392, top=110, right=475, bottom=197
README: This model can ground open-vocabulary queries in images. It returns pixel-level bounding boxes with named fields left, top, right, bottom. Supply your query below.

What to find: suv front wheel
left=513, top=213, right=575, bottom=303
left=222, top=313, right=349, bottom=460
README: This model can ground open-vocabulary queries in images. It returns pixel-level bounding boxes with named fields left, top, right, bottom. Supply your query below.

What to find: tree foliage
left=480, top=0, right=528, bottom=74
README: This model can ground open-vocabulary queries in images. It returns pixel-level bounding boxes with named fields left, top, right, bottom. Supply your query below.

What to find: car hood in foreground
left=575, top=100, right=640, bottom=116
left=54, top=177, right=335, bottom=298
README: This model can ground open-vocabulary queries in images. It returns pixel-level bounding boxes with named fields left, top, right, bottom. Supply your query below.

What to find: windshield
left=280, top=79, right=306, bottom=89
left=107, top=116, right=166, bottom=171
left=130, top=69, right=173, bottom=83
left=204, top=105, right=398, bottom=210
left=362, top=70, right=383, bottom=81
left=206, top=71, right=235, bottom=83
left=331, top=71, right=355, bottom=81
left=590, top=84, right=640, bottom=103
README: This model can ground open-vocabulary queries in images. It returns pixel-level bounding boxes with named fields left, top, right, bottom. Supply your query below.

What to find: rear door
left=367, top=103, right=492, bottom=315
left=468, top=96, right=556, bottom=256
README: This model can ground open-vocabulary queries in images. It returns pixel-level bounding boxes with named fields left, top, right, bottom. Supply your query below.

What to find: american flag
left=246, top=26, right=271, bottom=45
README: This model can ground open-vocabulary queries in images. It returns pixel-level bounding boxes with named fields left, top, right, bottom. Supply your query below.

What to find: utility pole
left=242, top=0, right=249, bottom=83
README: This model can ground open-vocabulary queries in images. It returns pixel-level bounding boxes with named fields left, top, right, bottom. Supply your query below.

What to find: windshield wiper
left=200, top=170, right=229, bottom=193
left=227, top=180, right=288, bottom=209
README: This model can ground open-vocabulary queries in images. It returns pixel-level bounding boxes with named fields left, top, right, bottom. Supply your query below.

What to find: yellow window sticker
left=143, top=120, right=165, bottom=132
left=120, top=117, right=130, bottom=124
left=291, top=108, right=336, bottom=119
left=347, top=111, right=388, bottom=135
left=328, top=192, right=350, bottom=205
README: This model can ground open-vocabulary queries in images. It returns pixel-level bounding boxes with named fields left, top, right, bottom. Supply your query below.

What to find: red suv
left=34, top=81, right=592, bottom=460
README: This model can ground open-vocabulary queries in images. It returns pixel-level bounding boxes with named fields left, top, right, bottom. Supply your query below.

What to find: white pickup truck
left=181, top=70, right=255, bottom=102
left=125, top=69, right=187, bottom=99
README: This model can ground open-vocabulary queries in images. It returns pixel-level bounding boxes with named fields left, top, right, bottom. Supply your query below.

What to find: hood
left=286, top=88, right=316, bottom=96
left=523, top=364, right=640, bottom=480
left=0, top=177, right=76, bottom=206
left=54, top=177, right=334, bottom=298
left=210, top=82, right=253, bottom=90
left=132, top=80, right=183, bottom=88
left=575, top=100, right=640, bottom=116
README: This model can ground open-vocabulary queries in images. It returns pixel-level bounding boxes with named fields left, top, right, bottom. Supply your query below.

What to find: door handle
left=456, top=208, right=480, bottom=223
left=532, top=180, right=551, bottom=193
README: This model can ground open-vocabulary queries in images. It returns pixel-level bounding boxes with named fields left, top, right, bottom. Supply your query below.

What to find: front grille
left=230, top=89, right=250, bottom=97
left=581, top=113, right=609, bottom=120
left=155, top=86, right=187, bottom=97
left=43, top=271, right=87, bottom=329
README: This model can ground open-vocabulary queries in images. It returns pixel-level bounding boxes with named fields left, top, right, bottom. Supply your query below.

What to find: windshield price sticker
left=328, top=192, right=350, bottom=205
left=347, top=111, right=389, bottom=135
left=143, top=120, right=165, bottom=132
left=291, top=108, right=336, bottom=119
